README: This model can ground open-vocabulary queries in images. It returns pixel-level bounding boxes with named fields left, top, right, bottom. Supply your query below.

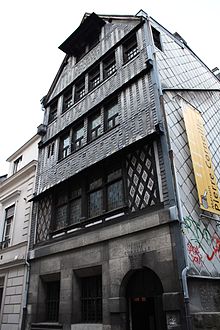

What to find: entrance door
left=131, top=297, right=155, bottom=330
left=126, top=268, right=166, bottom=330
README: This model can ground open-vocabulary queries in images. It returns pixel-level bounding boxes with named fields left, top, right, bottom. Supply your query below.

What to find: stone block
left=3, top=304, right=14, bottom=314
left=7, top=313, right=20, bottom=324
left=12, top=276, right=24, bottom=286
left=163, top=292, right=183, bottom=311
left=109, top=297, right=126, bottom=313
left=192, top=312, right=220, bottom=330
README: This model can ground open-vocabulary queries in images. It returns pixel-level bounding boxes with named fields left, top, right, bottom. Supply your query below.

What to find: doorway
left=126, top=268, right=166, bottom=330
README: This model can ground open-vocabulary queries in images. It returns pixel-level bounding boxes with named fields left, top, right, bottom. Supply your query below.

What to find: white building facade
left=0, top=135, right=40, bottom=330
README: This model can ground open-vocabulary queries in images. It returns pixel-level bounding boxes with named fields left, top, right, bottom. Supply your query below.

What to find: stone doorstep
left=71, top=325, right=103, bottom=330
left=31, top=322, right=63, bottom=329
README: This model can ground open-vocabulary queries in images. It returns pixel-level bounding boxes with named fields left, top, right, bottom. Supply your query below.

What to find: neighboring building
left=27, top=11, right=220, bottom=330
left=0, top=135, right=40, bottom=330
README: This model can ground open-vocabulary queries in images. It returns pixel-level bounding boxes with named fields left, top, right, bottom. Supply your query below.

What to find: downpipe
left=21, top=260, right=30, bottom=330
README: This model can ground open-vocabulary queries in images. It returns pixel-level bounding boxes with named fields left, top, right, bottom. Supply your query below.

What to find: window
left=47, top=142, right=55, bottom=158
left=0, top=278, right=4, bottom=311
left=52, top=163, right=124, bottom=233
left=13, top=156, right=22, bottom=174
left=46, top=281, right=60, bottom=322
left=103, top=52, right=116, bottom=79
left=89, top=66, right=100, bottom=91
left=88, top=177, right=103, bottom=218
left=106, top=168, right=124, bottom=211
left=72, top=125, right=84, bottom=151
left=123, top=34, right=138, bottom=63
left=63, top=87, right=73, bottom=112
left=75, top=78, right=86, bottom=102
left=81, top=275, right=102, bottom=322
left=105, top=99, right=119, bottom=130
left=48, top=101, right=57, bottom=124
left=54, top=184, right=82, bottom=231
left=88, top=112, right=101, bottom=141
left=88, top=167, right=124, bottom=218
left=152, top=27, right=162, bottom=51
left=59, top=133, right=70, bottom=160
left=54, top=192, right=68, bottom=230
left=2, top=205, right=15, bottom=248
left=69, top=185, right=82, bottom=225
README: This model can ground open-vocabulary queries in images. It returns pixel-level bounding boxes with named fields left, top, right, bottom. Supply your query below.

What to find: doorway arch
left=124, top=268, right=166, bottom=330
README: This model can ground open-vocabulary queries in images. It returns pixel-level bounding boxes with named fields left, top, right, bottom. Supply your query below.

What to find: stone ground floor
left=0, top=262, right=28, bottom=330
left=25, top=210, right=220, bottom=330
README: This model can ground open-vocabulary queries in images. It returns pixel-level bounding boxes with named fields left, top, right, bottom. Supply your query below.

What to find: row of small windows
left=48, top=33, right=138, bottom=124
left=58, top=98, right=118, bottom=160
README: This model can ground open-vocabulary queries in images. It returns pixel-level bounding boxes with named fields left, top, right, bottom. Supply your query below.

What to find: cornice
left=0, top=160, right=38, bottom=194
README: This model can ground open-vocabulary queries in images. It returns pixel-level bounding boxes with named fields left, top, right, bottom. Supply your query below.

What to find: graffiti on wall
left=182, top=215, right=220, bottom=271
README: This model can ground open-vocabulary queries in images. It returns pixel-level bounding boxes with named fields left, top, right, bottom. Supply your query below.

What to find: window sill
left=50, top=204, right=128, bottom=238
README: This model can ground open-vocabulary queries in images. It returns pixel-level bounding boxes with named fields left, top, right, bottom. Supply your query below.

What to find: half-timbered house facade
left=27, top=11, right=220, bottom=330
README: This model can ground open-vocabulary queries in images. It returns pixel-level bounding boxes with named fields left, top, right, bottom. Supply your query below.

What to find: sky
left=0, top=0, right=219, bottom=175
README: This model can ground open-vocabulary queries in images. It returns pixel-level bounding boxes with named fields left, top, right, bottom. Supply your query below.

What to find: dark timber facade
left=27, top=11, right=220, bottom=330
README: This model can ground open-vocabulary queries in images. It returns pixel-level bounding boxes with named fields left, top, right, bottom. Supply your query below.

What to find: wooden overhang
left=58, top=12, right=106, bottom=56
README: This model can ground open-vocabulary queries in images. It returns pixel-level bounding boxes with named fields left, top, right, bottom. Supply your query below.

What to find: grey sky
left=0, top=0, right=219, bottom=174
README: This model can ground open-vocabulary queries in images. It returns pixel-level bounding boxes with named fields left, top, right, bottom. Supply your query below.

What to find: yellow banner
left=182, top=102, right=220, bottom=215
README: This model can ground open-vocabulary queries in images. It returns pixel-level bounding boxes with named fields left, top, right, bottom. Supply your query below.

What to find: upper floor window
left=152, top=27, right=162, bottom=51
left=51, top=162, right=124, bottom=233
left=75, top=78, right=86, bottom=102
left=105, top=99, right=119, bottom=130
left=47, top=142, right=55, bottom=158
left=72, top=125, right=84, bottom=151
left=59, top=133, right=70, bottom=160
left=13, top=156, right=22, bottom=174
left=2, top=205, right=15, bottom=249
left=54, top=185, right=82, bottom=231
left=89, top=66, right=100, bottom=91
left=88, top=167, right=124, bottom=218
left=0, top=277, right=4, bottom=311
left=88, top=112, right=101, bottom=142
left=63, top=87, right=73, bottom=113
left=123, top=34, right=138, bottom=63
left=103, top=52, right=116, bottom=79
left=48, top=101, right=57, bottom=124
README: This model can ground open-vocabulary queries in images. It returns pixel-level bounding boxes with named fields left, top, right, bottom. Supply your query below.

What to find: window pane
left=105, top=99, right=119, bottom=130
left=123, top=35, right=138, bottom=62
left=107, top=180, right=123, bottom=210
left=75, top=79, right=85, bottom=102
left=89, top=190, right=103, bottom=217
left=103, top=53, right=116, bottom=79
left=81, top=275, right=102, bottom=322
left=60, top=135, right=70, bottom=159
left=88, top=113, right=101, bottom=141
left=55, top=204, right=68, bottom=230
left=89, top=67, right=100, bottom=90
left=69, top=198, right=81, bottom=224
left=6, top=205, right=15, bottom=218
left=73, top=126, right=84, bottom=151
left=49, top=102, right=57, bottom=123
left=46, top=281, right=60, bottom=322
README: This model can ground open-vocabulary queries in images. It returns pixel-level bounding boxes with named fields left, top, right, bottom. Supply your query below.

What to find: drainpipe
left=21, top=260, right=31, bottom=330
left=138, top=11, right=192, bottom=329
